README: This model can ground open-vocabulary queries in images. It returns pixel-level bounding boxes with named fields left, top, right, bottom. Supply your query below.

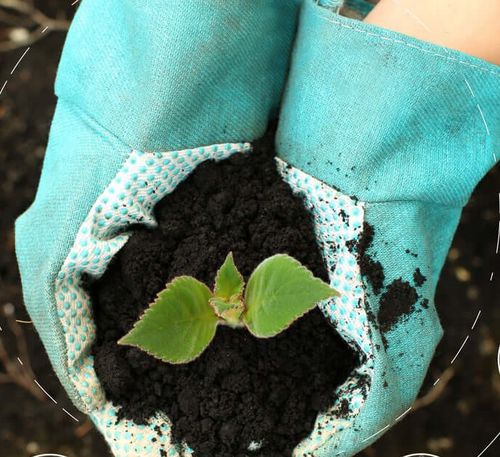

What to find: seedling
left=119, top=253, right=337, bottom=364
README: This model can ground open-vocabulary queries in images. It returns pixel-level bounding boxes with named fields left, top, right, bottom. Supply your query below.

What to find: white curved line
left=402, top=454, right=441, bottom=457
left=497, top=345, right=500, bottom=375
left=471, top=309, right=482, bottom=330
left=33, top=454, right=69, bottom=457
left=395, top=406, right=412, bottom=422
left=62, top=407, right=79, bottom=422
left=477, top=431, right=500, bottom=457
left=450, top=335, right=469, bottom=365
left=33, top=379, right=57, bottom=404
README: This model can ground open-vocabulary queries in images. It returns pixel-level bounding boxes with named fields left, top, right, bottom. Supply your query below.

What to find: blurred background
left=0, top=1, right=498, bottom=456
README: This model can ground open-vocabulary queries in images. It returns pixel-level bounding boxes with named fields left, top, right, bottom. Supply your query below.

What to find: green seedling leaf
left=214, top=252, right=244, bottom=301
left=243, top=254, right=338, bottom=338
left=118, top=276, right=218, bottom=364
left=209, top=297, right=245, bottom=327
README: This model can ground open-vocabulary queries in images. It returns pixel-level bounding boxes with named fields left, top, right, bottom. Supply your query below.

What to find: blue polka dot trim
left=277, top=158, right=375, bottom=454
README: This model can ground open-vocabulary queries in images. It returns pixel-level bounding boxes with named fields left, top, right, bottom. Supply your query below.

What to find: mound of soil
left=90, top=136, right=358, bottom=457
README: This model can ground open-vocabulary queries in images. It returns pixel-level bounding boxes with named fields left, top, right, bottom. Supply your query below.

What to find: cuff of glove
left=277, top=0, right=500, bottom=208
left=56, top=0, right=299, bottom=152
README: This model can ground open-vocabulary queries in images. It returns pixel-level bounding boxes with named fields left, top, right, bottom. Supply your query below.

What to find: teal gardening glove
left=15, top=1, right=301, bottom=455
left=275, top=1, right=500, bottom=456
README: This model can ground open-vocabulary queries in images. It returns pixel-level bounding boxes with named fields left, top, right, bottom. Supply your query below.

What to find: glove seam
left=58, top=96, right=134, bottom=150
left=316, top=13, right=500, bottom=77
left=362, top=199, right=464, bottom=210
left=281, top=160, right=466, bottom=209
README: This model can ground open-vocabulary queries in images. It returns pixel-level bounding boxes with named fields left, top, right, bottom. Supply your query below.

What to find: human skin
left=365, top=0, right=500, bottom=65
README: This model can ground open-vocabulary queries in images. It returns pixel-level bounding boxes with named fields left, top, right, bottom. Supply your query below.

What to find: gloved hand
left=15, top=1, right=300, bottom=455
left=275, top=1, right=500, bottom=456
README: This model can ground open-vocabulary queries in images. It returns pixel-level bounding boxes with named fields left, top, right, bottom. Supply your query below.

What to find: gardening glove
left=15, top=1, right=301, bottom=455
left=275, top=0, right=500, bottom=455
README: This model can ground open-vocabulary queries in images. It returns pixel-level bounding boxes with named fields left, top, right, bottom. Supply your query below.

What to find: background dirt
left=0, top=1, right=498, bottom=456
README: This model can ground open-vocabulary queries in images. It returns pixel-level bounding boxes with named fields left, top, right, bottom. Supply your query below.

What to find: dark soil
left=413, top=267, right=427, bottom=287
left=350, top=222, right=385, bottom=295
left=350, top=222, right=421, bottom=336
left=91, top=140, right=358, bottom=456
left=378, top=279, right=419, bottom=333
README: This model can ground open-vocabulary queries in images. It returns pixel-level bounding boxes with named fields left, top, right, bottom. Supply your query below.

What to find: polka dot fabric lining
left=277, top=158, right=374, bottom=455
left=54, top=145, right=375, bottom=456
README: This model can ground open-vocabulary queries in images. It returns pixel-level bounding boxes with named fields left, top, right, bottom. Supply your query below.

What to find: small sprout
left=209, top=252, right=245, bottom=327
left=119, top=253, right=338, bottom=364
left=209, top=297, right=245, bottom=328
left=213, top=252, right=244, bottom=301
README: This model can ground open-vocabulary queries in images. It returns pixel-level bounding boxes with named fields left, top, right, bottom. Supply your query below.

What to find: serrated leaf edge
left=118, top=275, right=218, bottom=364
left=213, top=252, right=245, bottom=300
left=209, top=296, right=243, bottom=314
left=243, top=254, right=338, bottom=338
left=118, top=328, right=218, bottom=364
